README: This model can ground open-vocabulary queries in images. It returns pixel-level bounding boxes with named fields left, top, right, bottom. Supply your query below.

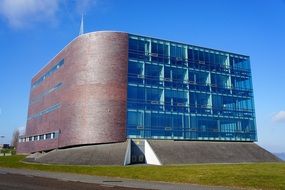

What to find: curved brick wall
left=17, top=31, right=129, bottom=153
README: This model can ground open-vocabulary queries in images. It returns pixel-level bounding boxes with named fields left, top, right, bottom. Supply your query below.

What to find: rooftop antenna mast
left=79, top=13, right=84, bottom=36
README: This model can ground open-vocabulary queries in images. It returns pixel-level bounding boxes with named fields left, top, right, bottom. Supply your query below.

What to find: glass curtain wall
left=127, top=34, right=256, bottom=141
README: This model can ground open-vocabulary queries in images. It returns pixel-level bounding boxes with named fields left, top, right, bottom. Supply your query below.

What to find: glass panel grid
left=127, top=34, right=256, bottom=142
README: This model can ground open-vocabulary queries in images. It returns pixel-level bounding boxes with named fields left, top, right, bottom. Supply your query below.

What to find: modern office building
left=17, top=31, right=264, bottom=164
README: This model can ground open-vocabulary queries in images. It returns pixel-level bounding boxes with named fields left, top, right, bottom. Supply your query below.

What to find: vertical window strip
left=27, top=103, right=61, bottom=120
left=29, top=82, right=63, bottom=105
left=32, top=59, right=64, bottom=90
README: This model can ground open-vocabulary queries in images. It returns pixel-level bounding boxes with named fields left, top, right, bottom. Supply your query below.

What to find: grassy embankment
left=0, top=155, right=284, bottom=190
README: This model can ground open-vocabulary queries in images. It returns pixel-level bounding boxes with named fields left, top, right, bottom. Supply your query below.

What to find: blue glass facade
left=127, top=34, right=256, bottom=141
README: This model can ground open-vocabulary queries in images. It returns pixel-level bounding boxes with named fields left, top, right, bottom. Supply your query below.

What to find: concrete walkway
left=0, top=167, right=235, bottom=190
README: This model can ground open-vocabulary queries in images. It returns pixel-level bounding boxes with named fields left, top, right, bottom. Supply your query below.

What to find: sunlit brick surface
left=17, top=32, right=129, bottom=153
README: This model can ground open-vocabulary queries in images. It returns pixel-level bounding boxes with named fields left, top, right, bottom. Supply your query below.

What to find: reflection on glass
left=127, top=35, right=256, bottom=141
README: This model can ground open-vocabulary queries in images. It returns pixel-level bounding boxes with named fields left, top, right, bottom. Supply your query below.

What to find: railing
left=127, top=99, right=255, bottom=117
left=126, top=125, right=256, bottom=141
left=128, top=74, right=253, bottom=96
left=128, top=50, right=251, bottom=75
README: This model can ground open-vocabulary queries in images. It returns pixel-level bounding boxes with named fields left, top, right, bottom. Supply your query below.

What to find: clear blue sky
left=0, top=0, right=284, bottom=152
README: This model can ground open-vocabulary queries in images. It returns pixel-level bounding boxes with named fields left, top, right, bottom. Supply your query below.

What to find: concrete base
left=148, top=140, right=281, bottom=164
left=25, top=140, right=281, bottom=165
left=27, top=142, right=127, bottom=165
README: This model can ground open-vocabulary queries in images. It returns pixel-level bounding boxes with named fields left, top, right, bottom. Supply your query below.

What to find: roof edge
left=32, top=31, right=128, bottom=79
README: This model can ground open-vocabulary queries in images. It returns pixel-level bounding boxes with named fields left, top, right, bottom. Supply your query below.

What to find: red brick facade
left=17, top=31, right=129, bottom=153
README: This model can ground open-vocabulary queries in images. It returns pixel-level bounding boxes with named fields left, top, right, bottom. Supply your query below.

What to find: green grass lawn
left=0, top=155, right=284, bottom=190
